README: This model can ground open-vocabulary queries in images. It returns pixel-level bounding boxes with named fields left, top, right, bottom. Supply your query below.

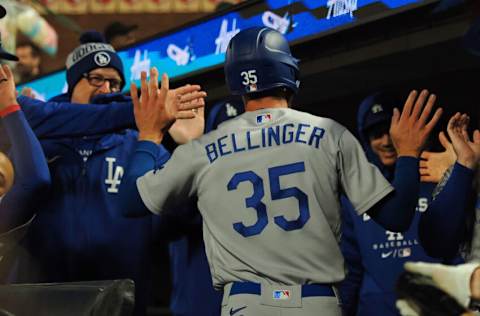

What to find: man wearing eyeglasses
left=12, top=31, right=206, bottom=316
left=66, top=37, right=125, bottom=104
left=79, top=72, right=123, bottom=96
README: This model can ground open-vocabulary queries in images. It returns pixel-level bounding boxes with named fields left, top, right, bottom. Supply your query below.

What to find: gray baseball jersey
left=137, top=108, right=393, bottom=289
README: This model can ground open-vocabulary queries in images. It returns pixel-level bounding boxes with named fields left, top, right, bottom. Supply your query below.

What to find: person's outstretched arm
left=118, top=68, right=206, bottom=217
left=340, top=90, right=442, bottom=231
left=0, top=65, right=50, bottom=232
left=419, top=113, right=480, bottom=258
left=17, top=95, right=135, bottom=139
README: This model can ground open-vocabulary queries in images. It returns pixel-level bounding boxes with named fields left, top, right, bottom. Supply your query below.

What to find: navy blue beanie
left=360, top=92, right=397, bottom=133
left=66, top=31, right=125, bottom=93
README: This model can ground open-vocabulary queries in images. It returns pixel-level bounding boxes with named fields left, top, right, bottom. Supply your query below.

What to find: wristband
left=0, top=104, right=20, bottom=118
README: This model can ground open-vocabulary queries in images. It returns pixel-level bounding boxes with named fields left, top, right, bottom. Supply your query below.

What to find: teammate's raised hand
left=419, top=132, right=456, bottom=183
left=447, top=112, right=480, bottom=170
left=131, top=67, right=206, bottom=144
left=0, top=64, right=18, bottom=110
left=168, top=107, right=205, bottom=144
left=389, top=90, right=442, bottom=158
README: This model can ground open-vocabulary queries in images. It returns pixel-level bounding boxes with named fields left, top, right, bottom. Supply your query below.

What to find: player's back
left=191, top=107, right=392, bottom=289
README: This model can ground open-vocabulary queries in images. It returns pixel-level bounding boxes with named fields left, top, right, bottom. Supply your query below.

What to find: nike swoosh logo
left=381, top=251, right=393, bottom=258
left=230, top=305, right=247, bottom=316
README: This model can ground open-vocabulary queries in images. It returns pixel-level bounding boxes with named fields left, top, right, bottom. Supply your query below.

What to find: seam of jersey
left=354, top=184, right=394, bottom=216
left=189, top=141, right=203, bottom=193
left=334, top=127, right=349, bottom=175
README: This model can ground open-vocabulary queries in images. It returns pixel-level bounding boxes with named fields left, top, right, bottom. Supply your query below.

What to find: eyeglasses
left=82, top=73, right=123, bottom=92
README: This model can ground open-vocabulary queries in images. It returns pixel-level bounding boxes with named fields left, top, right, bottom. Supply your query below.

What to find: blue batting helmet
left=224, top=27, right=300, bottom=96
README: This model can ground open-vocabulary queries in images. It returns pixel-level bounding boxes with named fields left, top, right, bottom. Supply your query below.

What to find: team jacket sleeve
left=117, top=141, right=168, bottom=217
left=419, top=163, right=475, bottom=259
left=136, top=142, right=199, bottom=215
left=0, top=109, right=50, bottom=233
left=17, top=96, right=135, bottom=138
left=366, top=157, right=421, bottom=232
left=339, top=198, right=363, bottom=316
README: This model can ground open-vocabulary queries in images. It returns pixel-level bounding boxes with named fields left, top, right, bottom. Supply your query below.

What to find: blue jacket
left=339, top=95, right=454, bottom=316
left=14, top=94, right=169, bottom=316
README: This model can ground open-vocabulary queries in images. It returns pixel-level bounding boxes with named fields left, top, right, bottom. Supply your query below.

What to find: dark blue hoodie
left=339, top=93, right=453, bottom=316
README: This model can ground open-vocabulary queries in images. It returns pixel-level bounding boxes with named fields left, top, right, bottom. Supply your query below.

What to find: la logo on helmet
left=94, top=52, right=111, bottom=67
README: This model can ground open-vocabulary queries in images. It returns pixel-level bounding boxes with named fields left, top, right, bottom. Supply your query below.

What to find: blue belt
left=229, top=281, right=335, bottom=298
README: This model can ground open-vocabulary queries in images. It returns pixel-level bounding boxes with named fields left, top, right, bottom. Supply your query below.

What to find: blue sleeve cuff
left=366, top=156, right=420, bottom=232
left=453, top=161, right=475, bottom=177
left=136, top=141, right=161, bottom=159
left=396, top=156, right=420, bottom=168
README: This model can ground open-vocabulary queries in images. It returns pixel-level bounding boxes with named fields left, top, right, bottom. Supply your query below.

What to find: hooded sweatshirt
left=339, top=93, right=452, bottom=316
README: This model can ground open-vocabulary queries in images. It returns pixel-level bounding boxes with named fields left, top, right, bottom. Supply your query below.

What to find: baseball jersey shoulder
left=137, top=141, right=200, bottom=215
left=287, top=108, right=347, bottom=134
left=337, top=127, right=394, bottom=215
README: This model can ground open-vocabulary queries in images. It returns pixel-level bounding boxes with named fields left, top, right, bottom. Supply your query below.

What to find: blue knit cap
left=66, top=31, right=125, bottom=93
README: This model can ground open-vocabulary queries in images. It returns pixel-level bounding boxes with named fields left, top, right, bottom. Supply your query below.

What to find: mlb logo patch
left=398, top=248, right=411, bottom=258
left=273, top=290, right=291, bottom=300
left=256, top=113, right=272, bottom=125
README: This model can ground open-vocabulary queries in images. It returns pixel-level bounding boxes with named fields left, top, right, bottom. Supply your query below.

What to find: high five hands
left=389, top=89, right=442, bottom=158
left=419, top=131, right=456, bottom=183
left=131, top=67, right=207, bottom=144
left=420, top=113, right=480, bottom=182
left=444, top=113, right=480, bottom=170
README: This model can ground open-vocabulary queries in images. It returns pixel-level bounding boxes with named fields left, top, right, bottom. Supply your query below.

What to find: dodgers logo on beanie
left=66, top=31, right=125, bottom=93
left=94, top=52, right=111, bottom=66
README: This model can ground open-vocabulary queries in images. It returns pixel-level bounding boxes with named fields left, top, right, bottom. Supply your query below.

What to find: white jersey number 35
left=241, top=70, right=258, bottom=86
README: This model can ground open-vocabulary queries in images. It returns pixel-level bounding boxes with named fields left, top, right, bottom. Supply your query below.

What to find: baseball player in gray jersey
left=119, top=27, right=442, bottom=315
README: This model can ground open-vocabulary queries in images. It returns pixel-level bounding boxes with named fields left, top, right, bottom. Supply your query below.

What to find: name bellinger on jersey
left=205, top=120, right=326, bottom=163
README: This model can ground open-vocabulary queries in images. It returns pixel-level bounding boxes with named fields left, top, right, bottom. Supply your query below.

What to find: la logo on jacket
left=105, top=157, right=124, bottom=193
